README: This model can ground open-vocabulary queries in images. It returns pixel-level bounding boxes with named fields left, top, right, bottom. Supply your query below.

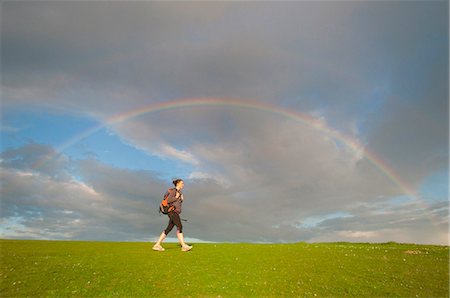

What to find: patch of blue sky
left=331, top=139, right=346, bottom=151
left=419, top=170, right=448, bottom=202
left=386, top=195, right=413, bottom=205
left=0, top=216, right=28, bottom=238
left=296, top=211, right=353, bottom=229
left=367, top=195, right=416, bottom=216
left=1, top=108, right=98, bottom=150
left=67, top=127, right=194, bottom=179
left=1, top=109, right=195, bottom=179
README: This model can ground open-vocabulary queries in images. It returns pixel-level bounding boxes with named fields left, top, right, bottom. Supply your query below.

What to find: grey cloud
left=3, top=1, right=446, bottom=142
left=0, top=143, right=71, bottom=181
left=367, top=97, right=448, bottom=186
left=1, top=165, right=162, bottom=241
left=356, top=1, right=449, bottom=185
left=318, top=201, right=446, bottom=232
left=1, top=2, right=397, bottom=116
left=0, top=143, right=164, bottom=240
left=1, top=142, right=447, bottom=244
left=311, top=200, right=449, bottom=245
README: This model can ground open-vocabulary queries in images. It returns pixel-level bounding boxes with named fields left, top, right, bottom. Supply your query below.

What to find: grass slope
left=0, top=240, right=448, bottom=297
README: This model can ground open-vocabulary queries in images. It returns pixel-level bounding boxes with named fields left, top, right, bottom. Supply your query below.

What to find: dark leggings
left=164, top=212, right=182, bottom=235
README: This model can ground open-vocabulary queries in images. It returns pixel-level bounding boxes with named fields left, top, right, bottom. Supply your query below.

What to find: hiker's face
left=177, top=181, right=184, bottom=190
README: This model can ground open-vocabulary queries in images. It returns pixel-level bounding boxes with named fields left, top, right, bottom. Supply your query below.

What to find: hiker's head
left=173, top=179, right=184, bottom=190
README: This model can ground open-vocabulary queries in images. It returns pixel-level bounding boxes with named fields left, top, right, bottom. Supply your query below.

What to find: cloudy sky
left=1, top=1, right=448, bottom=245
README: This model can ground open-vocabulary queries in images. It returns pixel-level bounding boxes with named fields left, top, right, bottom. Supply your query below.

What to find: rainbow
left=33, top=97, right=439, bottom=226
left=108, top=97, right=414, bottom=195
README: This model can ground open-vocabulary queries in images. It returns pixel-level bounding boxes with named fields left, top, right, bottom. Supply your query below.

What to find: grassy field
left=0, top=240, right=448, bottom=297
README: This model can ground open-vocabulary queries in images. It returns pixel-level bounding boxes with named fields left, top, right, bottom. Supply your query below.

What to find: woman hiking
left=153, top=179, right=193, bottom=252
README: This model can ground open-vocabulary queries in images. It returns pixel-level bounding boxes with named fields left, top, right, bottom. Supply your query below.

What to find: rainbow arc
left=32, top=97, right=439, bottom=227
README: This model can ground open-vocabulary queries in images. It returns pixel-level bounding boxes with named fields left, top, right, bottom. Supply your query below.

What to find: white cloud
left=0, top=125, right=21, bottom=133
left=160, top=144, right=199, bottom=165
left=338, top=230, right=380, bottom=239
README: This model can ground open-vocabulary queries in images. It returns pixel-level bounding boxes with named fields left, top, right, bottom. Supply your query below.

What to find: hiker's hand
left=180, top=194, right=184, bottom=201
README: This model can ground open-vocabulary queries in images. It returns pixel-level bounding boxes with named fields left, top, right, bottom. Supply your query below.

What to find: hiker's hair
left=173, top=178, right=183, bottom=187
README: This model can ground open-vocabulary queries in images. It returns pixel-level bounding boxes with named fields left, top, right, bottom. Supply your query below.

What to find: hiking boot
left=152, top=244, right=165, bottom=251
left=181, top=244, right=192, bottom=252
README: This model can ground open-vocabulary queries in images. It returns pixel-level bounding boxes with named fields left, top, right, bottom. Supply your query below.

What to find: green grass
left=0, top=240, right=448, bottom=297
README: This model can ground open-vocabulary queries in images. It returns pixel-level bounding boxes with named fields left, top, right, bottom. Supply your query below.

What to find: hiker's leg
left=155, top=231, right=166, bottom=245
left=170, top=213, right=186, bottom=246
left=177, top=231, right=187, bottom=246
left=164, top=214, right=175, bottom=235
left=171, top=212, right=183, bottom=234
left=177, top=230, right=192, bottom=251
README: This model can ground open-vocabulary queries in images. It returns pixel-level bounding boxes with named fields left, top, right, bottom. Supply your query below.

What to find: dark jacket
left=165, top=188, right=182, bottom=214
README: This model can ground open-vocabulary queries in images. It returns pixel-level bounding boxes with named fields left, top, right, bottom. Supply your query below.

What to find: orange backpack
left=159, top=189, right=176, bottom=215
